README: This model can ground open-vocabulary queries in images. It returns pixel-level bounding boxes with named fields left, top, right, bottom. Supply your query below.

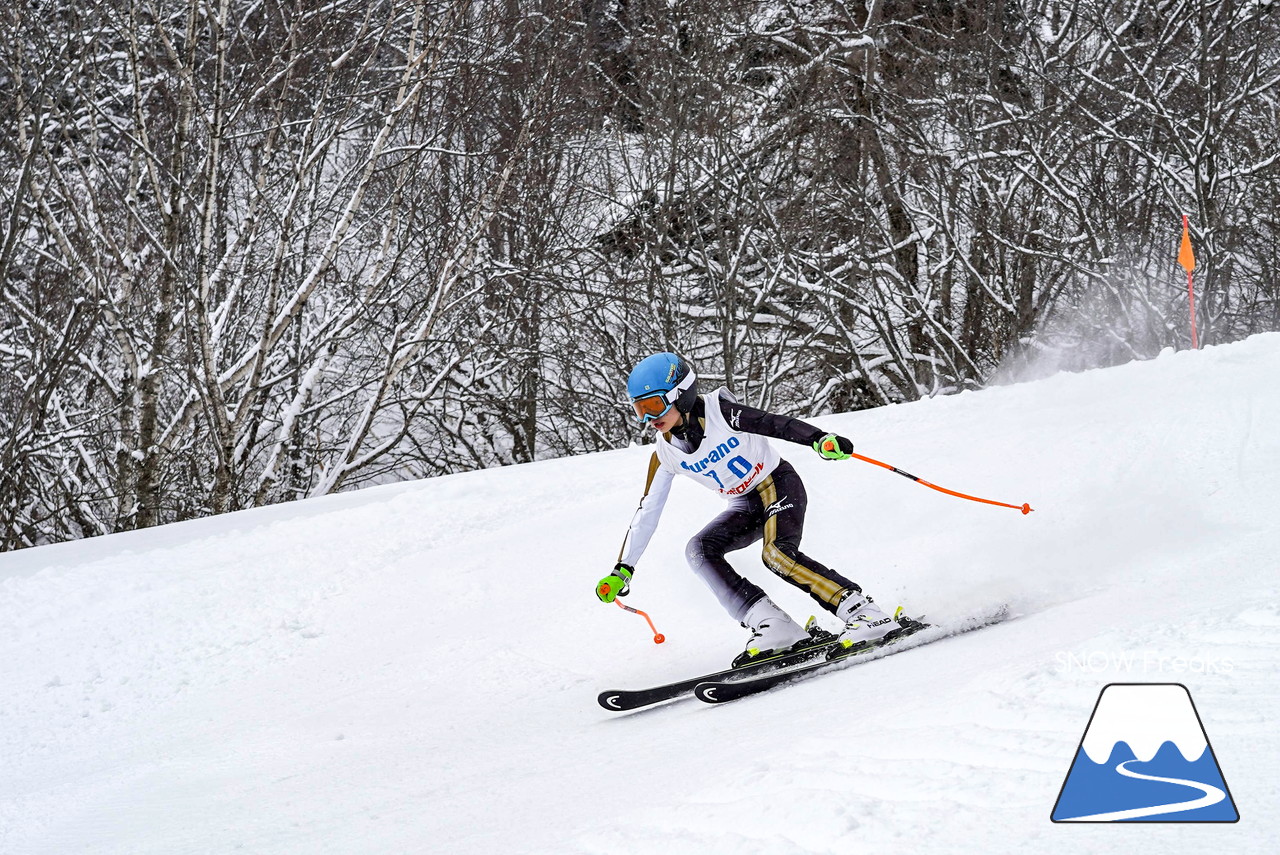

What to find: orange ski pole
left=849, top=450, right=1033, bottom=515
left=598, top=581, right=666, bottom=644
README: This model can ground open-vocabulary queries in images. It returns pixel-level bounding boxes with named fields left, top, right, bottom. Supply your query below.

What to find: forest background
left=2, top=0, right=1278, bottom=549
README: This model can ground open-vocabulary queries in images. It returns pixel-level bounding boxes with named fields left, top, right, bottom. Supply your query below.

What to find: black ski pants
left=684, top=459, right=858, bottom=623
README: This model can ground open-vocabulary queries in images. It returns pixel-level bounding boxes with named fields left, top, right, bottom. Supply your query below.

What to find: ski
left=597, top=630, right=839, bottom=712
left=693, top=605, right=1012, bottom=705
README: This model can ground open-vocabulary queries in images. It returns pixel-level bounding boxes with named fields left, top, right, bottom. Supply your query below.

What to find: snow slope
left=3, top=334, right=1279, bottom=854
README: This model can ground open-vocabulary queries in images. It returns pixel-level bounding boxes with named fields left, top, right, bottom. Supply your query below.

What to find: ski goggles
left=630, top=370, right=696, bottom=424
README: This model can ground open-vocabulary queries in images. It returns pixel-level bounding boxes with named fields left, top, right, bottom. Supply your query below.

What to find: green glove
left=814, top=433, right=854, bottom=460
left=596, top=564, right=634, bottom=603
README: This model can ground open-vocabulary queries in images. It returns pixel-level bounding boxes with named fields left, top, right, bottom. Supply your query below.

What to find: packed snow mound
left=3, top=334, right=1279, bottom=854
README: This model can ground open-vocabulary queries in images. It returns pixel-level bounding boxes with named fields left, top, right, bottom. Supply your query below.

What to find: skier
left=597, top=351, right=907, bottom=667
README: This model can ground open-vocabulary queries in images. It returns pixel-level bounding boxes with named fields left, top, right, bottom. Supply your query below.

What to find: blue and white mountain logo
left=1051, top=683, right=1239, bottom=822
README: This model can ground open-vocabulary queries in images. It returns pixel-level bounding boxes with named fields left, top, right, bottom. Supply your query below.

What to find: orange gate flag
left=1180, top=215, right=1199, bottom=349
left=1179, top=216, right=1196, bottom=272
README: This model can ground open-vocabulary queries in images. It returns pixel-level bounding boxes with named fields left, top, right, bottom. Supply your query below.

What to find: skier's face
left=649, top=408, right=682, bottom=432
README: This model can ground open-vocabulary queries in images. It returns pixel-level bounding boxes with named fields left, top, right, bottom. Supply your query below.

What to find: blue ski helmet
left=626, top=352, right=698, bottom=424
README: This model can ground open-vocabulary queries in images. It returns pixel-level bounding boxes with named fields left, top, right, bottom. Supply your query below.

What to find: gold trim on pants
left=756, top=474, right=847, bottom=606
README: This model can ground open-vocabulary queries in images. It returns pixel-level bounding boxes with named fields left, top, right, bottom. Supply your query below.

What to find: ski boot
left=731, top=596, right=814, bottom=668
left=833, top=591, right=901, bottom=653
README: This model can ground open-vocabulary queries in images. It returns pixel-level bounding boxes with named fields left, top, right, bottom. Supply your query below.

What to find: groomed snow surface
left=4, top=334, right=1279, bottom=854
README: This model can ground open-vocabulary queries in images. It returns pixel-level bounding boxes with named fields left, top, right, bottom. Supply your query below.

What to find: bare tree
left=3, top=0, right=1278, bottom=549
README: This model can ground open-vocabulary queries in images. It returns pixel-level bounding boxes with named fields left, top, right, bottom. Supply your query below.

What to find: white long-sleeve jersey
left=619, top=386, right=790, bottom=567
